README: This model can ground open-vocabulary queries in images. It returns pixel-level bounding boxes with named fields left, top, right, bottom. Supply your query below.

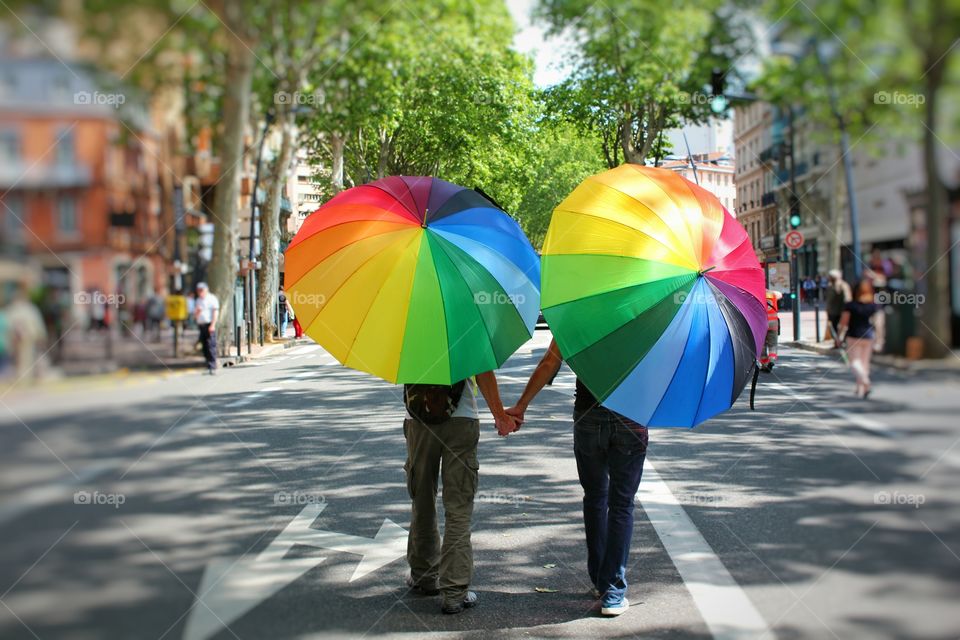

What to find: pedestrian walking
left=277, top=286, right=292, bottom=339
left=6, top=285, right=47, bottom=380
left=402, top=373, right=518, bottom=614
left=837, top=279, right=881, bottom=398
left=825, top=269, right=852, bottom=343
left=146, top=291, right=166, bottom=341
left=193, top=282, right=219, bottom=374
left=802, top=276, right=816, bottom=304
left=506, top=339, right=647, bottom=617
left=760, top=289, right=782, bottom=372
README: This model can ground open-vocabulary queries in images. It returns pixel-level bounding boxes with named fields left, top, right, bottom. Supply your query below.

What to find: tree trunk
left=256, top=114, right=295, bottom=340
left=330, top=132, right=345, bottom=193
left=919, top=76, right=951, bottom=357
left=205, top=1, right=255, bottom=343
left=619, top=119, right=643, bottom=165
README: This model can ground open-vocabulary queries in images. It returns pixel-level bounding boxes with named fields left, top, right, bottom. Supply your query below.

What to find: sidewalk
left=45, top=324, right=304, bottom=378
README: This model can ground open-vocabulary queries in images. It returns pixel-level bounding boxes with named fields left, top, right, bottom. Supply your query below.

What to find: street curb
left=788, top=340, right=960, bottom=373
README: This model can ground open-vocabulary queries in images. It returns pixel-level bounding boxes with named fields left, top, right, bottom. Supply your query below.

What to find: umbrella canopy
left=541, top=164, right=765, bottom=427
left=284, top=176, right=540, bottom=384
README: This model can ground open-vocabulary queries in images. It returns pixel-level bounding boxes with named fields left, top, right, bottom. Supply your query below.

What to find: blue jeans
left=573, top=408, right=648, bottom=606
left=279, top=316, right=288, bottom=338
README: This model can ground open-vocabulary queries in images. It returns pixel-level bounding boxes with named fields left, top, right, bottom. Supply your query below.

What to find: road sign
left=767, top=261, right=791, bottom=294
left=784, top=230, right=804, bottom=250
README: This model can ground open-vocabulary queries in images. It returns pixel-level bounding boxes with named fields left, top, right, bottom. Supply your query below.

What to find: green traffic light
left=790, top=213, right=801, bottom=228
left=790, top=292, right=797, bottom=299
left=710, top=95, right=728, bottom=114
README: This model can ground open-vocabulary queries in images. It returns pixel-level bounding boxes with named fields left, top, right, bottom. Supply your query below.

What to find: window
left=0, top=129, right=19, bottom=164
left=3, top=194, right=24, bottom=241
left=56, top=129, right=74, bottom=166
left=57, top=195, right=78, bottom=236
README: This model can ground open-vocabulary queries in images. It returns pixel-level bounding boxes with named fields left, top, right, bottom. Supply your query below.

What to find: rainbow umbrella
left=541, top=164, right=765, bottom=427
left=284, top=176, right=540, bottom=384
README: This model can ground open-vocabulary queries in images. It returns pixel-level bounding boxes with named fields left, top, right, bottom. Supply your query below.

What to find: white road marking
left=227, top=387, right=280, bottom=408
left=182, top=502, right=407, bottom=640
left=286, top=344, right=321, bottom=356
left=766, top=382, right=896, bottom=437
left=641, top=460, right=770, bottom=639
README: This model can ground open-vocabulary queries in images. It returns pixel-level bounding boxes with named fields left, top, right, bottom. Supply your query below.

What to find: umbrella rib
left=591, top=172, right=699, bottom=264
left=340, top=231, right=422, bottom=376
left=429, top=234, right=503, bottom=371
left=646, top=295, right=700, bottom=425
left=285, top=223, right=414, bottom=289
left=690, top=283, right=718, bottom=424
left=547, top=208, right=699, bottom=270
left=299, top=230, right=416, bottom=342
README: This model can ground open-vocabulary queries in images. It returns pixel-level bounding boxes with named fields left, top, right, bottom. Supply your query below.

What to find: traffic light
left=709, top=68, right=727, bottom=114
left=789, top=195, right=801, bottom=228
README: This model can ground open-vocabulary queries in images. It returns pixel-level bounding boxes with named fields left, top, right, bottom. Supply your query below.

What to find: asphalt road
left=1, top=332, right=959, bottom=640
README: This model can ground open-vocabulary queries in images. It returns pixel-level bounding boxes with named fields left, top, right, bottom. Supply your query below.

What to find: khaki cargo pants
left=403, top=416, right=480, bottom=605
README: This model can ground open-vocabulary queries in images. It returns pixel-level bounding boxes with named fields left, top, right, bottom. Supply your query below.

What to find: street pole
left=788, top=106, right=801, bottom=341
left=815, top=42, right=863, bottom=281
left=250, top=112, right=274, bottom=348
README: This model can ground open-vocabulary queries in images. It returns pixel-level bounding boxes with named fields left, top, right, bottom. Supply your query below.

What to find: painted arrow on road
left=182, top=502, right=408, bottom=640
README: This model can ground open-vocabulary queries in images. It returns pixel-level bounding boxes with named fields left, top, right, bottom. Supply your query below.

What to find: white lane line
left=286, top=344, right=321, bottom=356
left=766, top=382, right=897, bottom=437
left=227, top=387, right=280, bottom=408
left=641, top=460, right=770, bottom=640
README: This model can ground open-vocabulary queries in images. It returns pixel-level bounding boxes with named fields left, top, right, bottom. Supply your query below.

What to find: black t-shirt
left=844, top=301, right=880, bottom=338
left=278, top=292, right=289, bottom=319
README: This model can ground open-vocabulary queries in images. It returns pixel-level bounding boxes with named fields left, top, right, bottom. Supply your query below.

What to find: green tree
left=537, top=0, right=749, bottom=166
left=757, top=0, right=960, bottom=356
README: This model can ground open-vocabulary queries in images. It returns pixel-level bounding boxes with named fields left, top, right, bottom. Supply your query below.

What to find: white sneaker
left=601, top=597, right=629, bottom=616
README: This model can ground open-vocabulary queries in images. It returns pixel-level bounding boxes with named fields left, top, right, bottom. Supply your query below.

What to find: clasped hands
left=493, top=403, right=527, bottom=437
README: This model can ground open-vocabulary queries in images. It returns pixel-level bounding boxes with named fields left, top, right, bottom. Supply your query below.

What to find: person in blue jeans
left=507, top=338, right=648, bottom=616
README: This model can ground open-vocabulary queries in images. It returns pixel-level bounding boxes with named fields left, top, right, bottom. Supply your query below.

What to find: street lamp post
left=249, top=111, right=275, bottom=349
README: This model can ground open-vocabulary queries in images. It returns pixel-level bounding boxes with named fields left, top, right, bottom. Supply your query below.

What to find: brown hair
left=854, top=279, right=875, bottom=303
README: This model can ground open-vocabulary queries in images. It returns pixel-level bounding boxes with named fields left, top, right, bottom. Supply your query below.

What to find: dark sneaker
left=405, top=573, right=439, bottom=596
left=601, top=597, right=629, bottom=616
left=441, top=591, right=478, bottom=614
